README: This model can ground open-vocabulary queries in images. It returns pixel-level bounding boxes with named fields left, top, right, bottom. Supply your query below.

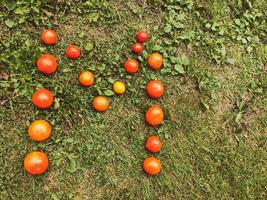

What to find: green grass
left=0, top=0, right=266, bottom=199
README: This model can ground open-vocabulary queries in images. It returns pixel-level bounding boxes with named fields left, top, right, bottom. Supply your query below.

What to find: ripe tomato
left=28, top=119, right=52, bottom=142
left=148, top=53, right=163, bottom=70
left=113, top=81, right=126, bottom=94
left=145, top=105, right=164, bottom=126
left=93, top=96, right=109, bottom=112
left=124, top=59, right=139, bottom=74
left=41, top=29, right=58, bottom=45
left=136, top=31, right=149, bottom=43
left=32, top=88, right=54, bottom=109
left=24, top=151, right=49, bottom=175
left=145, top=135, right=162, bottom=153
left=66, top=45, right=80, bottom=59
left=143, top=157, right=161, bottom=175
left=132, top=43, right=143, bottom=53
left=79, top=71, right=94, bottom=86
left=146, top=80, right=164, bottom=98
left=37, top=54, right=57, bottom=75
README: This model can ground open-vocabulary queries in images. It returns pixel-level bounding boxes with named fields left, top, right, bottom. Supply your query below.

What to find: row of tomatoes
left=24, top=29, right=164, bottom=176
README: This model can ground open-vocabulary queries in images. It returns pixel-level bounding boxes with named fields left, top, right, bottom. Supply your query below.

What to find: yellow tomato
left=113, top=81, right=126, bottom=94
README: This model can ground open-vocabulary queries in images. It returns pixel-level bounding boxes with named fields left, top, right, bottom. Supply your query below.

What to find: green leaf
left=104, top=89, right=115, bottom=96
left=85, top=42, right=94, bottom=51
left=79, top=31, right=85, bottom=38
left=14, top=7, right=29, bottom=15
left=164, top=24, right=172, bottom=33
left=67, top=157, right=77, bottom=173
left=179, top=55, right=190, bottom=66
left=152, top=45, right=162, bottom=51
left=205, top=23, right=211, bottom=28
left=5, top=19, right=15, bottom=28
left=174, top=64, right=185, bottom=74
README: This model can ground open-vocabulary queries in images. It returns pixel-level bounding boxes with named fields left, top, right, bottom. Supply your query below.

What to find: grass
left=0, top=0, right=266, bottom=199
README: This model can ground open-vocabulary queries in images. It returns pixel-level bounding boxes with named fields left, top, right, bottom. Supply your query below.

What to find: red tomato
left=132, top=43, right=143, bottom=53
left=146, top=80, right=164, bottom=98
left=41, top=29, right=58, bottom=45
left=37, top=54, right=57, bottom=75
left=24, top=151, right=49, bottom=175
left=32, top=88, right=54, bottom=109
left=145, top=105, right=164, bottom=126
left=124, top=59, right=139, bottom=74
left=145, top=135, right=162, bottom=153
left=66, top=45, right=81, bottom=59
left=143, top=157, right=161, bottom=175
left=136, top=31, right=149, bottom=43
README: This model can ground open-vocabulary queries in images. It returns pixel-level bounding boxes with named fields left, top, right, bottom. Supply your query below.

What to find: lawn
left=0, top=0, right=266, bottom=199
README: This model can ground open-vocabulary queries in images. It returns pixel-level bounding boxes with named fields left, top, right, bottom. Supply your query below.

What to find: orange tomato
left=24, top=151, right=49, bottom=175
left=145, top=105, right=164, bottom=126
left=145, top=135, right=162, bottom=153
left=93, top=96, right=109, bottom=112
left=113, top=81, right=126, bottom=94
left=28, top=119, right=52, bottom=142
left=79, top=71, right=94, bottom=86
left=148, top=53, right=163, bottom=70
left=41, top=29, right=58, bottom=45
left=143, top=157, right=161, bottom=175
left=66, top=45, right=80, bottom=60
left=146, top=80, right=164, bottom=98
left=32, top=88, right=54, bottom=109
left=124, top=59, right=139, bottom=74
left=37, top=54, right=57, bottom=75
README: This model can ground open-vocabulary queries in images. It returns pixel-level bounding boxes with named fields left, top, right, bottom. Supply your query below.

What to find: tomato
left=124, top=59, right=139, bottom=74
left=148, top=53, right=163, bottom=70
left=79, top=71, right=94, bottom=86
left=37, top=54, right=57, bottom=75
left=66, top=45, right=80, bottom=59
left=145, top=135, right=162, bottom=153
left=146, top=80, right=164, bottom=98
left=41, top=29, right=58, bottom=45
left=143, top=157, right=161, bottom=175
left=145, top=105, right=164, bottom=126
left=93, top=96, right=109, bottom=112
left=113, top=81, right=126, bottom=94
left=28, top=119, right=52, bottom=142
left=136, top=31, right=149, bottom=43
left=32, top=88, right=54, bottom=109
left=24, top=151, right=49, bottom=175
left=132, top=43, right=143, bottom=53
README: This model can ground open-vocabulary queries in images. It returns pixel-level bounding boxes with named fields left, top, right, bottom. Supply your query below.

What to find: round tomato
left=37, top=54, right=57, bottom=75
left=146, top=80, right=164, bottom=98
left=145, top=105, right=164, bottom=126
left=145, top=135, right=162, bottom=153
left=148, top=53, right=163, bottom=70
left=79, top=71, right=94, bottom=86
left=136, top=31, right=149, bottom=43
left=24, top=151, right=49, bottom=175
left=132, top=43, right=143, bottom=53
left=41, top=29, right=58, bottom=45
left=113, top=81, right=126, bottom=94
left=143, top=157, right=161, bottom=175
left=124, top=59, right=139, bottom=74
left=66, top=45, right=80, bottom=60
left=28, top=119, right=52, bottom=142
left=93, top=96, right=109, bottom=112
left=32, top=88, right=54, bottom=109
